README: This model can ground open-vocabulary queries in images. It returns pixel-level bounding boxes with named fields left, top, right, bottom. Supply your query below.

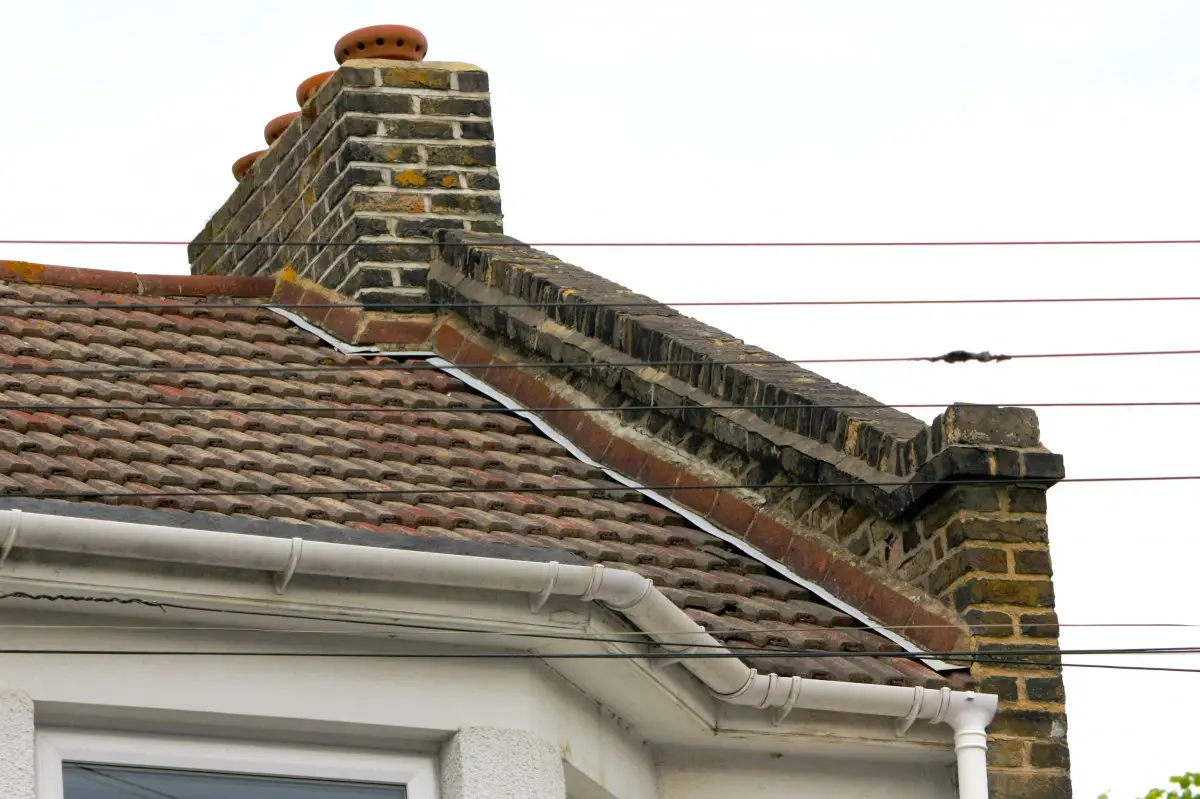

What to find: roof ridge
left=0, top=260, right=274, bottom=298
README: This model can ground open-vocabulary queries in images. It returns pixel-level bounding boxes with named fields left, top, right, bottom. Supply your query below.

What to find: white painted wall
left=0, top=567, right=957, bottom=799
left=657, top=749, right=956, bottom=799
left=442, top=727, right=565, bottom=799
left=0, top=689, right=35, bottom=799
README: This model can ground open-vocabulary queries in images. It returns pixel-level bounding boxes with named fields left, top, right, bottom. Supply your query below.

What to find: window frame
left=35, top=728, right=438, bottom=799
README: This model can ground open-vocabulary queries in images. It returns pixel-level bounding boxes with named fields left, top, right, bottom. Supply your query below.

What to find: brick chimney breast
left=190, top=58, right=501, bottom=306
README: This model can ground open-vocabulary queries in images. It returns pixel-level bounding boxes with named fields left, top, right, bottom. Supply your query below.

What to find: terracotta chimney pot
left=335, top=25, right=427, bottom=63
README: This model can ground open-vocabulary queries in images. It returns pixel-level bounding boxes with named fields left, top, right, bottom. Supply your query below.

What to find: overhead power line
left=10, top=238, right=1200, bottom=248
left=0, top=646, right=1196, bottom=661
left=1, top=475, right=1195, bottom=503
left=5, top=348, right=1200, bottom=378
left=4, top=296, right=1200, bottom=312
left=5, top=592, right=1186, bottom=637
left=3, top=593, right=1194, bottom=675
left=3, top=400, right=1200, bottom=416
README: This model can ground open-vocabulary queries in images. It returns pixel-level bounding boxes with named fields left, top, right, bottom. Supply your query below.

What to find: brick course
left=189, top=60, right=502, bottom=302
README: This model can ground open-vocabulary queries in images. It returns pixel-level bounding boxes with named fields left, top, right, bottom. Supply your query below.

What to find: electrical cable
left=0, top=646, right=1195, bottom=661
left=2, top=591, right=1183, bottom=638
left=6, top=347, right=1200, bottom=377
left=0, top=475, right=1193, bottom=502
left=4, top=296, right=1200, bottom=312
left=12, top=238, right=1200, bottom=247
left=4, top=401, right=1200, bottom=416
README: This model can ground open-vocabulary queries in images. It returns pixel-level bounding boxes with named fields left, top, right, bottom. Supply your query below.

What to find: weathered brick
left=431, top=194, right=502, bottom=215
left=356, top=267, right=397, bottom=288
left=988, top=738, right=1026, bottom=768
left=945, top=517, right=1048, bottom=547
left=426, top=145, right=497, bottom=166
left=349, top=190, right=428, bottom=213
left=965, top=609, right=1014, bottom=637
left=953, top=578, right=1054, bottom=609
left=1015, top=548, right=1053, bottom=575
left=394, top=168, right=461, bottom=189
left=989, top=772, right=1072, bottom=799
left=465, top=172, right=501, bottom=190
left=1025, top=677, right=1065, bottom=703
left=1020, top=611, right=1060, bottom=638
left=1030, top=742, right=1071, bottom=769
left=991, top=708, right=1067, bottom=738
left=456, top=71, right=490, bottom=92
left=342, top=140, right=422, bottom=165
left=378, top=66, right=452, bottom=90
left=936, top=404, right=1041, bottom=448
left=381, top=119, right=457, bottom=140
left=980, top=675, right=1019, bottom=701
left=460, top=121, right=496, bottom=140
left=420, top=97, right=491, bottom=117
left=340, top=90, right=415, bottom=114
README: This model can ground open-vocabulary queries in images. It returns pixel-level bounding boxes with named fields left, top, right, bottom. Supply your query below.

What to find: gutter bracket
left=0, top=509, right=20, bottom=568
left=895, top=685, right=924, bottom=737
left=273, top=537, right=304, bottom=595
left=530, top=561, right=561, bottom=614
left=929, top=686, right=954, bottom=725
left=579, top=564, right=605, bottom=603
left=770, top=677, right=803, bottom=726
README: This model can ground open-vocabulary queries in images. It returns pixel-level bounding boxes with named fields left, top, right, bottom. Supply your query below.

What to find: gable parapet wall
left=188, top=60, right=502, bottom=303
left=416, top=232, right=1069, bottom=798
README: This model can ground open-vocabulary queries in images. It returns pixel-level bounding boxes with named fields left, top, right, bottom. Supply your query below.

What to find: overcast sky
left=2, top=1, right=1198, bottom=795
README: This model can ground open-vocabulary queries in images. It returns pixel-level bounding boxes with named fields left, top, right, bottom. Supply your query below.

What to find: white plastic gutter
left=0, top=508, right=996, bottom=797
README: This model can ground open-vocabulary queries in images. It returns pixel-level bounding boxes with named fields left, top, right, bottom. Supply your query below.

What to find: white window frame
left=35, top=728, right=438, bottom=799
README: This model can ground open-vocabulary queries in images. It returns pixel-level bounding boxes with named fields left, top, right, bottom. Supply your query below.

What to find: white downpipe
left=0, top=509, right=996, bottom=794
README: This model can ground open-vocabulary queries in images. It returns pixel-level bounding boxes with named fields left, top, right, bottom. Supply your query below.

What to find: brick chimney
left=189, top=28, right=500, bottom=305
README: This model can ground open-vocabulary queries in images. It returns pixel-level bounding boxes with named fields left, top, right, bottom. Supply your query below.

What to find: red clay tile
left=0, top=270, right=946, bottom=688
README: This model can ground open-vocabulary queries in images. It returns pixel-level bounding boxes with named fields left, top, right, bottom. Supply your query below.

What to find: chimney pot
left=295, top=70, right=336, bottom=108
left=264, top=112, right=300, bottom=145
left=335, top=25, right=427, bottom=64
left=231, top=150, right=267, bottom=182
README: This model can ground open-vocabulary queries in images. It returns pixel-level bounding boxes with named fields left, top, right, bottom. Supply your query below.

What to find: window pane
left=63, top=762, right=407, bottom=799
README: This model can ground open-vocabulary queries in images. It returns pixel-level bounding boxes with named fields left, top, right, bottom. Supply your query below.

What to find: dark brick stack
left=424, top=232, right=1071, bottom=797
left=188, top=60, right=501, bottom=303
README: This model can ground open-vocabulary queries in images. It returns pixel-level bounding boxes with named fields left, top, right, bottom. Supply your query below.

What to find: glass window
left=62, top=763, right=407, bottom=799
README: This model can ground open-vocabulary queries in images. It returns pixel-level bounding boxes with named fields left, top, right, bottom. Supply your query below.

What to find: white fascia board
left=0, top=560, right=952, bottom=761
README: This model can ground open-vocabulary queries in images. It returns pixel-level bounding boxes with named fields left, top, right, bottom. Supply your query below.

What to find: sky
left=1, top=1, right=1198, bottom=795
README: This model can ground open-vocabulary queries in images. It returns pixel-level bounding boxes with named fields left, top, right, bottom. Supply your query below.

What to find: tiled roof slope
left=0, top=271, right=947, bottom=688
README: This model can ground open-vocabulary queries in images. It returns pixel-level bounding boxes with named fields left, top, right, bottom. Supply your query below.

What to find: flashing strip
left=266, top=306, right=436, bottom=359
left=424, top=358, right=962, bottom=672
left=268, top=309, right=962, bottom=671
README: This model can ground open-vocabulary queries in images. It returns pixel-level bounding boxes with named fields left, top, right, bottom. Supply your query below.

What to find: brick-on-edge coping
left=263, top=306, right=964, bottom=672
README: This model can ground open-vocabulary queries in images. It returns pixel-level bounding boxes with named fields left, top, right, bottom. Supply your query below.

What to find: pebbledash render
left=0, top=46, right=1068, bottom=799
left=198, top=54, right=1071, bottom=797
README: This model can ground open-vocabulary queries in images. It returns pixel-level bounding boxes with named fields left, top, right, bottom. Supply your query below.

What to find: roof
left=0, top=263, right=951, bottom=688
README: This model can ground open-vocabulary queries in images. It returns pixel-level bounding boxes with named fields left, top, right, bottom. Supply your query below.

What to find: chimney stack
left=189, top=25, right=501, bottom=305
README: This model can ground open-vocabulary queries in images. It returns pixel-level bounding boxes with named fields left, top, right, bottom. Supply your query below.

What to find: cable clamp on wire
left=530, top=561, right=561, bottom=614
left=0, top=509, right=20, bottom=568
left=895, top=686, right=924, bottom=737
left=650, top=643, right=698, bottom=671
left=273, top=537, right=304, bottom=595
